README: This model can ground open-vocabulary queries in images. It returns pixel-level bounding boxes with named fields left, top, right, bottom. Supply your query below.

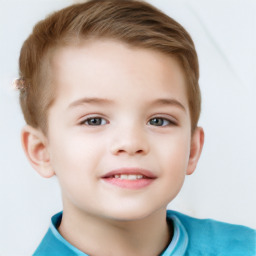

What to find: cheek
left=48, top=134, right=101, bottom=200
left=155, top=131, right=191, bottom=189
left=157, top=130, right=190, bottom=164
left=48, top=130, right=104, bottom=178
left=162, top=139, right=190, bottom=195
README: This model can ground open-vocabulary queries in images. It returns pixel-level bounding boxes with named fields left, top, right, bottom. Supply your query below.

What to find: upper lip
left=101, top=168, right=157, bottom=179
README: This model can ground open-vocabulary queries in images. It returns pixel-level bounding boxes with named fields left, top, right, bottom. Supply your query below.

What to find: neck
left=58, top=204, right=172, bottom=256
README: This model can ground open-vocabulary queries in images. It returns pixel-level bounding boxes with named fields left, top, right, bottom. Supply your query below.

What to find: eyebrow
left=67, top=97, right=186, bottom=111
left=68, top=97, right=113, bottom=109
left=151, top=98, right=186, bottom=111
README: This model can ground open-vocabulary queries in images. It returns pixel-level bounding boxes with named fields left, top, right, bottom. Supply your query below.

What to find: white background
left=0, top=0, right=255, bottom=255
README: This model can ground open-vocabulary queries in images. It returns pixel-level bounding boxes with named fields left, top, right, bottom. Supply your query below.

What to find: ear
left=21, top=125, right=55, bottom=178
left=186, top=127, right=204, bottom=175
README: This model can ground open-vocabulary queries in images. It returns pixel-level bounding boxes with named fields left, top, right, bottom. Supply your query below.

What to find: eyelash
left=147, top=117, right=177, bottom=127
left=79, top=116, right=177, bottom=127
left=80, top=117, right=108, bottom=126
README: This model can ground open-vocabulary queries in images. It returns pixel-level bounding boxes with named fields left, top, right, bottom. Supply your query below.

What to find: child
left=16, top=0, right=255, bottom=255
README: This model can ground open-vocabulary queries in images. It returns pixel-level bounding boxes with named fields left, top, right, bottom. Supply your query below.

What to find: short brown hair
left=18, top=0, right=200, bottom=134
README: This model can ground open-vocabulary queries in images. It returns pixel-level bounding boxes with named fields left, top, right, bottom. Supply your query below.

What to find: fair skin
left=22, top=39, right=204, bottom=256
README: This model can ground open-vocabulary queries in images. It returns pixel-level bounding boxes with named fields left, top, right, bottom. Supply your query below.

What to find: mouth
left=101, top=168, right=156, bottom=189
left=111, top=174, right=146, bottom=180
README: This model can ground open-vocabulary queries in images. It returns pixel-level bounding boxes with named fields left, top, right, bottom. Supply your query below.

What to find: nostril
left=110, top=136, right=149, bottom=156
left=117, top=149, right=126, bottom=153
left=114, top=148, right=145, bottom=156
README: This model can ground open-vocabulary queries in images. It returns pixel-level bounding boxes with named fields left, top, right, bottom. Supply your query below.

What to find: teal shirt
left=33, top=210, right=256, bottom=255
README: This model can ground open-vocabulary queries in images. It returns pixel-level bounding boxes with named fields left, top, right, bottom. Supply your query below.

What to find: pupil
left=151, top=118, right=162, bottom=126
left=90, top=118, right=100, bottom=125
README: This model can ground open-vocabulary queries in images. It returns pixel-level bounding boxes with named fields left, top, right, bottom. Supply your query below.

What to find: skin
left=22, top=39, right=204, bottom=256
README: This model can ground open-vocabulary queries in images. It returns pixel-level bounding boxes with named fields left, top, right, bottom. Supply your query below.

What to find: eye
left=148, top=117, right=174, bottom=127
left=81, top=117, right=108, bottom=126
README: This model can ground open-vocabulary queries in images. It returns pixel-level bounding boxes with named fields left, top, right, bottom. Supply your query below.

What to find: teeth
left=120, top=174, right=128, bottom=180
left=114, top=174, right=144, bottom=180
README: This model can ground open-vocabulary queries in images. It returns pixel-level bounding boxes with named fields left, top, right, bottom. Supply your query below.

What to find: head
left=20, top=0, right=204, bottom=221
left=18, top=0, right=200, bottom=134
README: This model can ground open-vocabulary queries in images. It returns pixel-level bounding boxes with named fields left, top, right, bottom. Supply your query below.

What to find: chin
left=101, top=205, right=162, bottom=222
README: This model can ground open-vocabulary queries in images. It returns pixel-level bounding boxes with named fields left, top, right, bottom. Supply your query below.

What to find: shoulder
left=33, top=228, right=79, bottom=256
left=167, top=210, right=256, bottom=255
left=33, top=212, right=87, bottom=256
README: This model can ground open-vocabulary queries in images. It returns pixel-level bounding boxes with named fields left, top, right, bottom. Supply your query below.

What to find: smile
left=101, top=168, right=156, bottom=189
left=113, top=174, right=144, bottom=180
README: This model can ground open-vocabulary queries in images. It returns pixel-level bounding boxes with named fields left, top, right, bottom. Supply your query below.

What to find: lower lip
left=102, top=178, right=155, bottom=189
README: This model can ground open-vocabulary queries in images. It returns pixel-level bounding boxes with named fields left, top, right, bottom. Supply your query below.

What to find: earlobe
left=21, top=125, right=55, bottom=178
left=186, top=127, right=204, bottom=175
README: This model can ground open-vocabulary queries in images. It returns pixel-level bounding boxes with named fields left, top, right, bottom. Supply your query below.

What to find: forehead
left=50, top=39, right=188, bottom=109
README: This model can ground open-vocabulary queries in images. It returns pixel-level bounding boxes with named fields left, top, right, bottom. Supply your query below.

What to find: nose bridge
left=110, top=120, right=149, bottom=156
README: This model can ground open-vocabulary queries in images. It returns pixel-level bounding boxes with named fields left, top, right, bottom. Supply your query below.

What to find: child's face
left=44, top=39, right=199, bottom=220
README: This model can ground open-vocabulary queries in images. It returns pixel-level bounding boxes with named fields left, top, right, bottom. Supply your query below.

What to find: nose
left=110, top=125, right=149, bottom=156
